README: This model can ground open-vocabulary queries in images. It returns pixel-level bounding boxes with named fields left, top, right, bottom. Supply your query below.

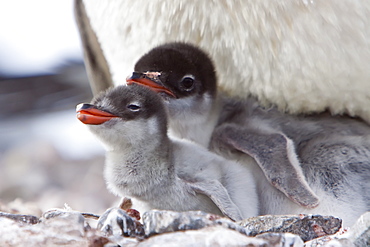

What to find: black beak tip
left=129, top=72, right=143, bottom=80
left=76, top=103, right=94, bottom=112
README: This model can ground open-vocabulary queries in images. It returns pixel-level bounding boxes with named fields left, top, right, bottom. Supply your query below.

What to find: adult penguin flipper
left=189, top=180, right=244, bottom=221
left=74, top=0, right=114, bottom=96
left=212, top=124, right=320, bottom=209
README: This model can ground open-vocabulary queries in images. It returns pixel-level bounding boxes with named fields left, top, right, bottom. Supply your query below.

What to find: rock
left=292, top=212, right=370, bottom=246
left=1, top=206, right=367, bottom=246
left=97, top=207, right=144, bottom=238
left=41, top=208, right=87, bottom=237
left=99, top=209, right=306, bottom=246
left=142, top=210, right=248, bottom=238
left=239, top=214, right=342, bottom=242
left=136, top=226, right=266, bottom=247
left=137, top=226, right=305, bottom=247
left=306, top=211, right=370, bottom=247
left=256, top=232, right=304, bottom=247
left=304, top=237, right=354, bottom=247
left=0, top=212, right=39, bottom=225
left=0, top=208, right=108, bottom=247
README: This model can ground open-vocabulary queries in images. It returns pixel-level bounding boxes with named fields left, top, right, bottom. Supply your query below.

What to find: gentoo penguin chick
left=127, top=42, right=319, bottom=209
left=127, top=42, right=370, bottom=226
left=76, top=84, right=258, bottom=221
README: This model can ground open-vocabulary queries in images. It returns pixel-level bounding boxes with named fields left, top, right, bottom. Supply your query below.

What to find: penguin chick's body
left=128, top=42, right=370, bottom=227
left=76, top=84, right=258, bottom=221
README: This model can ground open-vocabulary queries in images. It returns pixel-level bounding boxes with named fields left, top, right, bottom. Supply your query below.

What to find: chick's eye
left=181, top=77, right=194, bottom=91
left=127, top=104, right=141, bottom=111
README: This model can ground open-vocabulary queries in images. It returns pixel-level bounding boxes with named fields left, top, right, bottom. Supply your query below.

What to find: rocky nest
left=0, top=200, right=369, bottom=247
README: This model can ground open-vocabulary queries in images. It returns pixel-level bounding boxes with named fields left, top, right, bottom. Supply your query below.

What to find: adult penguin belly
left=75, top=0, right=370, bottom=124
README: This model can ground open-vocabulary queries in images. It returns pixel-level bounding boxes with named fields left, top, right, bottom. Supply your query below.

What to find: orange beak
left=76, top=103, right=118, bottom=125
left=126, top=72, right=177, bottom=98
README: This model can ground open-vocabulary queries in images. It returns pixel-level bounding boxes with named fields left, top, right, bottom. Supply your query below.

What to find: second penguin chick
left=76, top=84, right=258, bottom=221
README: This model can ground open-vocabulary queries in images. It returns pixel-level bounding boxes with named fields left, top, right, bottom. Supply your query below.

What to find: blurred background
left=0, top=0, right=116, bottom=216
